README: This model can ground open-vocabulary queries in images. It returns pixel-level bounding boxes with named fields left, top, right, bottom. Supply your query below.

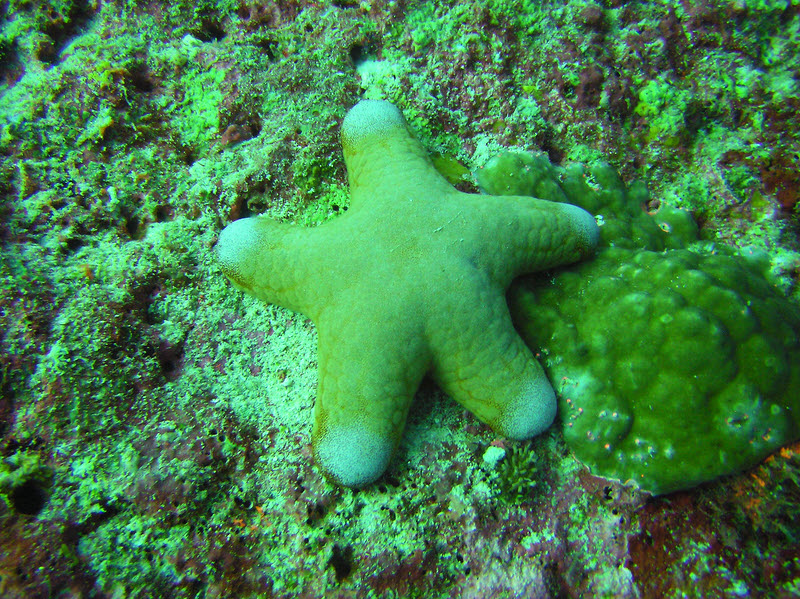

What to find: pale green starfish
left=216, top=100, right=599, bottom=487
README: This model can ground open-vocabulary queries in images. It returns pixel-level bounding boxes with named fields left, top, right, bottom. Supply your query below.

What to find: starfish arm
left=427, top=278, right=556, bottom=440
left=341, top=99, right=454, bottom=209
left=312, top=304, right=432, bottom=487
left=216, top=216, right=318, bottom=316
left=462, top=195, right=599, bottom=286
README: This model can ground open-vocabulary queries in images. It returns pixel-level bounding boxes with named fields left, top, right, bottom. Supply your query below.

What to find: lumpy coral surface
left=515, top=246, right=800, bottom=493
left=481, top=151, right=800, bottom=494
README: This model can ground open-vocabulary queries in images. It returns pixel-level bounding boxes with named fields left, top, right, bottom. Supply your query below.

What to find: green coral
left=479, top=150, right=800, bottom=494
left=477, top=151, right=699, bottom=251
left=516, top=246, right=800, bottom=494
left=495, top=440, right=547, bottom=505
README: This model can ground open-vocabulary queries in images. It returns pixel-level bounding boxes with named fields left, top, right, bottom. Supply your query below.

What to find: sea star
left=216, top=100, right=599, bottom=487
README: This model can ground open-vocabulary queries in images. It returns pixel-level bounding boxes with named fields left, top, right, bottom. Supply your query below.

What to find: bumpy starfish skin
left=216, top=100, right=599, bottom=487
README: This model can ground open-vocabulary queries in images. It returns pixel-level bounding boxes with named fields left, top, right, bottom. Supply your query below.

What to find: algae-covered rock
left=479, top=151, right=800, bottom=494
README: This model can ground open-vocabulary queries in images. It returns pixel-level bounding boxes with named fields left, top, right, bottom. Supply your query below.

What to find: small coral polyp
left=483, top=150, right=800, bottom=494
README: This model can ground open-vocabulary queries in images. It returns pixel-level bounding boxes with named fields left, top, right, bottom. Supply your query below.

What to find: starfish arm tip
left=341, top=99, right=405, bottom=152
left=314, top=424, right=394, bottom=488
left=498, top=376, right=558, bottom=441
left=216, top=216, right=312, bottom=311
left=216, top=217, right=262, bottom=290
left=559, top=202, right=600, bottom=258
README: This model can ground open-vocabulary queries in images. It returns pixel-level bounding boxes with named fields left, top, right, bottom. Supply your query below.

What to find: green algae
left=478, top=150, right=800, bottom=494
left=495, top=440, right=546, bottom=505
